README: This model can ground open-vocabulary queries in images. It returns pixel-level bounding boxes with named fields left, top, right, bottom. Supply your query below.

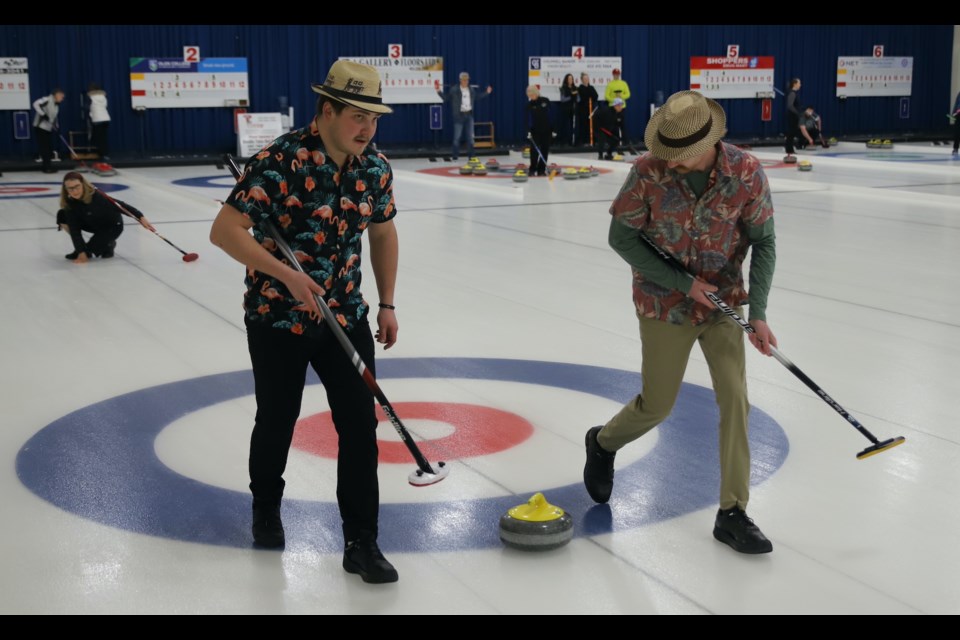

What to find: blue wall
left=0, top=24, right=953, bottom=158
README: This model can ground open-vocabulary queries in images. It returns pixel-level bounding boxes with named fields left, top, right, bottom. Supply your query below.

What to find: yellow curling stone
left=499, top=492, right=574, bottom=551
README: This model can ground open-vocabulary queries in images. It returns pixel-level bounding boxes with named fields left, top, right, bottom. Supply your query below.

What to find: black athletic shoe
left=343, top=536, right=398, bottom=584
left=713, top=507, right=773, bottom=554
left=99, top=241, right=117, bottom=259
left=64, top=251, right=79, bottom=260
left=584, top=426, right=615, bottom=504
left=252, top=501, right=285, bottom=548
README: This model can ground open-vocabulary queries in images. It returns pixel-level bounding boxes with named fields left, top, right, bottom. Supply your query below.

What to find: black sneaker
left=65, top=251, right=79, bottom=260
left=713, top=507, right=773, bottom=554
left=583, top=426, right=615, bottom=503
left=252, top=501, right=285, bottom=548
left=343, top=536, right=398, bottom=584
left=99, top=241, right=117, bottom=259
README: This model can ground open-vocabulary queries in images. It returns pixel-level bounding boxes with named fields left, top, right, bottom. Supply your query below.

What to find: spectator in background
left=438, top=72, right=492, bottom=161
left=87, top=83, right=111, bottom=160
left=951, top=90, right=960, bottom=157
left=526, top=85, right=553, bottom=176
left=558, top=73, right=578, bottom=146
left=595, top=98, right=625, bottom=160
left=797, top=105, right=825, bottom=149
left=783, top=78, right=802, bottom=160
left=605, top=68, right=631, bottom=108
left=32, top=88, right=65, bottom=174
left=577, top=73, right=599, bottom=146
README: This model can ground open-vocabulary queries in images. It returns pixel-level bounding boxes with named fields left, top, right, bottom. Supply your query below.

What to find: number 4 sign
left=183, top=46, right=200, bottom=63
left=572, top=46, right=585, bottom=59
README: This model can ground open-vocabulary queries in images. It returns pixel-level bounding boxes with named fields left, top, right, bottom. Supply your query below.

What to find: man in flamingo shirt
left=211, top=60, right=401, bottom=584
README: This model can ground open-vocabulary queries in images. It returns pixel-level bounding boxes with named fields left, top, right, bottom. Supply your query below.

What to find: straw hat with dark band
left=311, top=60, right=393, bottom=114
left=644, top=90, right=726, bottom=162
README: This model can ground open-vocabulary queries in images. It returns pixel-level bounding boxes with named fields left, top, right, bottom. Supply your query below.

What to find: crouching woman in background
left=56, top=172, right=154, bottom=263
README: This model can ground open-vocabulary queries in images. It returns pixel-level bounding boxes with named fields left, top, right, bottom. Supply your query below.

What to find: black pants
left=529, top=132, right=550, bottom=175
left=784, top=114, right=799, bottom=154
left=92, top=122, right=110, bottom=158
left=35, top=127, right=53, bottom=170
left=246, top=319, right=379, bottom=541
left=56, top=209, right=123, bottom=256
left=953, top=116, right=960, bottom=152
left=577, top=107, right=593, bottom=145
left=558, top=106, right=575, bottom=145
left=797, top=126, right=821, bottom=149
left=597, top=129, right=619, bottom=159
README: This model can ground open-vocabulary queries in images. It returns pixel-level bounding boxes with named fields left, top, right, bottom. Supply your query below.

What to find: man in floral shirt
left=211, top=60, right=400, bottom=583
left=584, top=91, right=778, bottom=554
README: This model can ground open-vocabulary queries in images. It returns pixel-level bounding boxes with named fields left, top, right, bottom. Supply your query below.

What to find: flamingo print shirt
left=226, top=122, right=396, bottom=335
left=610, top=142, right=775, bottom=326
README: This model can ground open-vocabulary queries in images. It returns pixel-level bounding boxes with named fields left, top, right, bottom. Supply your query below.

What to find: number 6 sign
left=183, top=46, right=200, bottom=63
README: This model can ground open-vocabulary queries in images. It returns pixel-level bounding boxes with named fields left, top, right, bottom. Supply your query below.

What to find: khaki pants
left=599, top=311, right=751, bottom=510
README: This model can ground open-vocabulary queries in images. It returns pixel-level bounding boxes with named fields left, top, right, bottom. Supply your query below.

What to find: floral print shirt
left=610, top=142, right=775, bottom=326
left=226, top=121, right=396, bottom=335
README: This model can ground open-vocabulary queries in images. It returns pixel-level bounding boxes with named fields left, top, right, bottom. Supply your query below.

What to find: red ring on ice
left=0, top=186, right=49, bottom=195
left=292, top=402, right=534, bottom=462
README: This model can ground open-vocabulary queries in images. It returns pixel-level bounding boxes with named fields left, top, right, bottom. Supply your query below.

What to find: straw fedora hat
left=645, top=90, right=726, bottom=162
left=311, top=60, right=393, bottom=114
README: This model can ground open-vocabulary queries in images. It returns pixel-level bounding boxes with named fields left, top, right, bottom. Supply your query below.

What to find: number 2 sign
left=183, top=46, right=200, bottom=63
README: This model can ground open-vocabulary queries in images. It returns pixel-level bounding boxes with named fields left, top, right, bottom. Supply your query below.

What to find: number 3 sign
left=388, top=44, right=403, bottom=59
left=183, top=46, right=200, bottom=63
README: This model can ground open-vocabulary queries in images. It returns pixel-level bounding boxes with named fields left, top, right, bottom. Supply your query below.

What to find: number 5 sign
left=572, top=46, right=585, bottom=59
left=727, top=44, right=739, bottom=58
left=388, top=44, right=403, bottom=59
left=183, top=46, right=200, bottom=63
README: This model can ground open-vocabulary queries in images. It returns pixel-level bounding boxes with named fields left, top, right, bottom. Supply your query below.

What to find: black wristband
left=378, top=303, right=396, bottom=310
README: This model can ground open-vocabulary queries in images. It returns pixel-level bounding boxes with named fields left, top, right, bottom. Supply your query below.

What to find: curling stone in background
left=513, top=170, right=529, bottom=183
left=783, top=155, right=798, bottom=164
left=798, top=160, right=813, bottom=172
left=522, top=147, right=531, bottom=159
left=828, top=137, right=838, bottom=145
left=882, top=139, right=894, bottom=149
left=473, top=165, right=488, bottom=176
left=578, top=167, right=591, bottom=179
left=499, top=492, right=574, bottom=551
left=612, top=153, right=625, bottom=162
left=589, top=166, right=600, bottom=177
left=866, top=139, right=883, bottom=149
left=486, top=158, right=501, bottom=172
left=459, top=164, right=473, bottom=175
left=562, top=167, right=579, bottom=181
left=93, top=162, right=118, bottom=177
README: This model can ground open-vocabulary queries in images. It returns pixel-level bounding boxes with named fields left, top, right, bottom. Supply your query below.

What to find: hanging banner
left=689, top=56, right=775, bottom=99
left=339, top=56, right=443, bottom=104
left=236, top=112, right=285, bottom=158
left=129, top=57, right=250, bottom=109
left=527, top=56, right=622, bottom=101
left=0, top=57, right=30, bottom=110
left=836, top=57, right=913, bottom=97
